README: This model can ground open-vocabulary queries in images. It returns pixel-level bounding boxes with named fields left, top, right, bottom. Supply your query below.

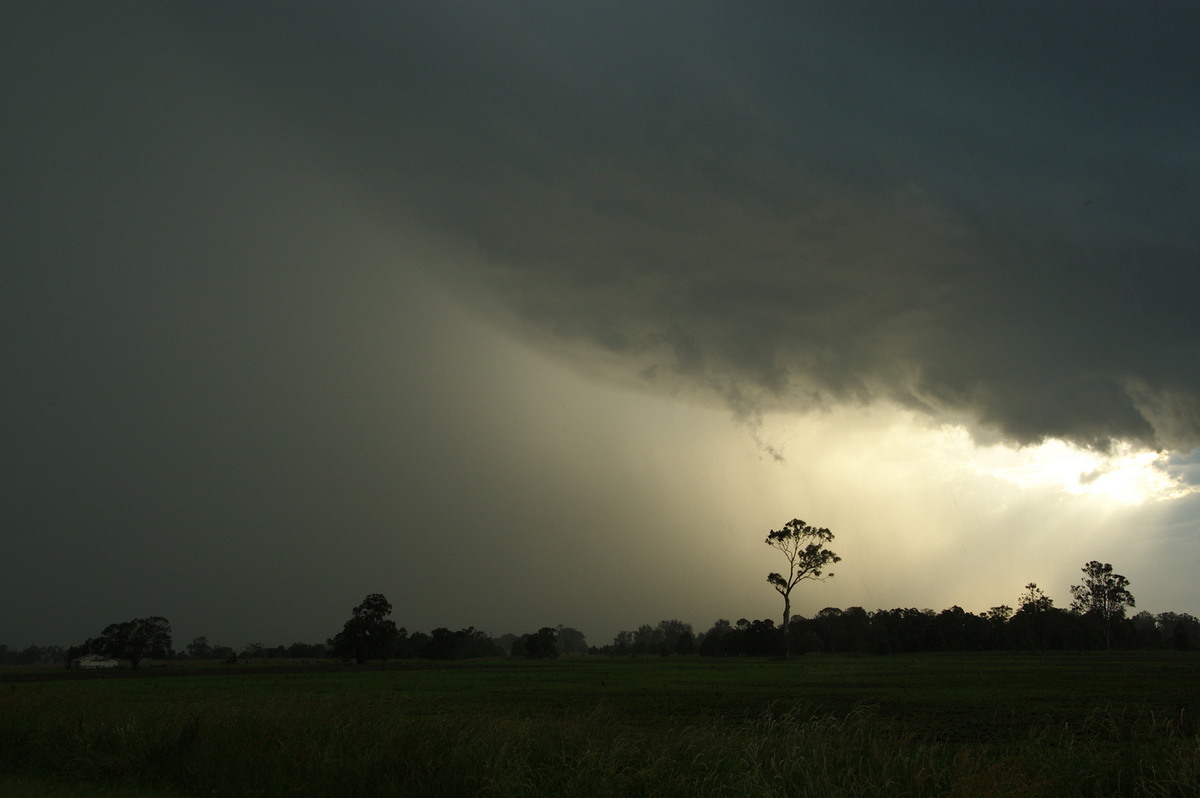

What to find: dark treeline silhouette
left=593, top=606, right=1200, bottom=658
left=15, top=603, right=1197, bottom=670
left=396, top=627, right=504, bottom=660
left=595, top=619, right=697, bottom=657
left=181, top=638, right=329, bottom=663
left=23, top=593, right=575, bottom=667
left=780, top=604, right=1199, bottom=655
left=10, top=562, right=1199, bottom=668
left=326, top=593, right=515, bottom=662
left=0, top=644, right=66, bottom=666
left=326, top=594, right=594, bottom=662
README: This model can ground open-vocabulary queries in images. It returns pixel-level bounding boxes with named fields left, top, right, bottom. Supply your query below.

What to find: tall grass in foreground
left=2, top=687, right=1198, bottom=798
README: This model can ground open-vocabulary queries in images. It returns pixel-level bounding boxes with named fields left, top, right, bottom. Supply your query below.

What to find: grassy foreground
left=2, top=653, right=1198, bottom=797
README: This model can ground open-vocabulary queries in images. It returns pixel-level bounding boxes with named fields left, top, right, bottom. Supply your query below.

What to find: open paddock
left=2, top=652, right=1198, bottom=796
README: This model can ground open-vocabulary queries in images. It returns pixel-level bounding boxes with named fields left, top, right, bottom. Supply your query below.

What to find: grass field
left=2, top=652, right=1198, bottom=796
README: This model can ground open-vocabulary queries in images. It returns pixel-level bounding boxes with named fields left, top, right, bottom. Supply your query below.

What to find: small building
left=70, top=654, right=119, bottom=670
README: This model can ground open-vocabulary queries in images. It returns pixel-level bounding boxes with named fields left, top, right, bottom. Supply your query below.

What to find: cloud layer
left=128, top=1, right=1200, bottom=452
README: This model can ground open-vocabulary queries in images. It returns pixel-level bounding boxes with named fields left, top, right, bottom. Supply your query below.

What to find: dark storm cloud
left=120, top=0, right=1197, bottom=452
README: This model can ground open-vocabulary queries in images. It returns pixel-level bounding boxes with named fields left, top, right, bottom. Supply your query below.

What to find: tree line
left=0, top=644, right=66, bottom=667
left=12, top=521, right=1197, bottom=668
left=325, top=594, right=587, bottom=663
left=46, top=594, right=589, bottom=668
left=46, top=583, right=1199, bottom=672
left=637, top=603, right=1200, bottom=658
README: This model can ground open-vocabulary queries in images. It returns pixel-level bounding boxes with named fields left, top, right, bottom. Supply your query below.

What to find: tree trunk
left=782, top=591, right=791, bottom=659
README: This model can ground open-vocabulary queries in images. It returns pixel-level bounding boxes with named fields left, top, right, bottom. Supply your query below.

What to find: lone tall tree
left=766, top=519, right=840, bottom=656
left=1070, top=561, right=1135, bottom=650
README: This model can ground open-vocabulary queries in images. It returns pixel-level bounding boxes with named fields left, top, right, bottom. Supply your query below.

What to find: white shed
left=70, top=654, right=119, bottom=669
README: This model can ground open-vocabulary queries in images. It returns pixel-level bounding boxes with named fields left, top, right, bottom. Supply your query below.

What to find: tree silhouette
left=1070, top=561, right=1135, bottom=650
left=330, top=593, right=399, bottom=664
left=518, top=627, right=559, bottom=659
left=185, top=636, right=214, bottom=659
left=765, top=519, right=840, bottom=657
left=555, top=626, right=589, bottom=656
left=1011, top=583, right=1056, bottom=651
left=91, top=617, right=172, bottom=670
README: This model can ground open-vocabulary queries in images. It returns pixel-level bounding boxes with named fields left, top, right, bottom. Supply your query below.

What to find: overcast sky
left=4, top=2, right=1199, bottom=650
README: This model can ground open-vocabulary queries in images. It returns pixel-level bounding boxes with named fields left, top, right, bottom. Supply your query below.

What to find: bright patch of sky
left=969, top=440, right=1195, bottom=505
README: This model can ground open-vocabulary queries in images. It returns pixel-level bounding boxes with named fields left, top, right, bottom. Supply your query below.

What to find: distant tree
left=185, top=636, right=214, bottom=659
left=844, top=607, right=874, bottom=653
left=765, top=519, right=840, bottom=657
left=520, top=627, right=559, bottom=659
left=784, top=615, right=812, bottom=653
left=92, top=617, right=172, bottom=670
left=1012, top=583, right=1054, bottom=652
left=330, top=593, right=399, bottom=664
left=405, top=630, right=431, bottom=658
left=286, top=641, right=329, bottom=659
left=982, top=605, right=1013, bottom=649
left=631, top=624, right=659, bottom=656
left=1129, top=611, right=1160, bottom=649
left=4, top=644, right=65, bottom=666
left=865, top=608, right=938, bottom=654
left=742, top=619, right=783, bottom=656
left=655, top=620, right=693, bottom=657
left=556, top=626, right=589, bottom=656
left=389, top=627, right=412, bottom=658
left=934, top=606, right=991, bottom=651
left=211, top=645, right=237, bottom=663
left=810, top=607, right=870, bottom=654
left=1022, top=583, right=1052, bottom=612
left=1156, top=612, right=1200, bottom=651
left=985, top=605, right=1013, bottom=624
left=422, top=627, right=502, bottom=660
left=698, top=619, right=733, bottom=656
left=458, top=627, right=502, bottom=658
left=425, top=628, right=460, bottom=660
left=1069, top=561, right=1135, bottom=650
left=496, top=633, right=521, bottom=656
left=610, top=630, right=633, bottom=656
left=810, top=607, right=842, bottom=650
left=709, top=619, right=735, bottom=637
left=704, top=618, right=781, bottom=656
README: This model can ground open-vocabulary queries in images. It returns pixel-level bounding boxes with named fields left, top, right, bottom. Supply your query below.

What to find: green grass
left=2, top=653, right=1198, bottom=796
